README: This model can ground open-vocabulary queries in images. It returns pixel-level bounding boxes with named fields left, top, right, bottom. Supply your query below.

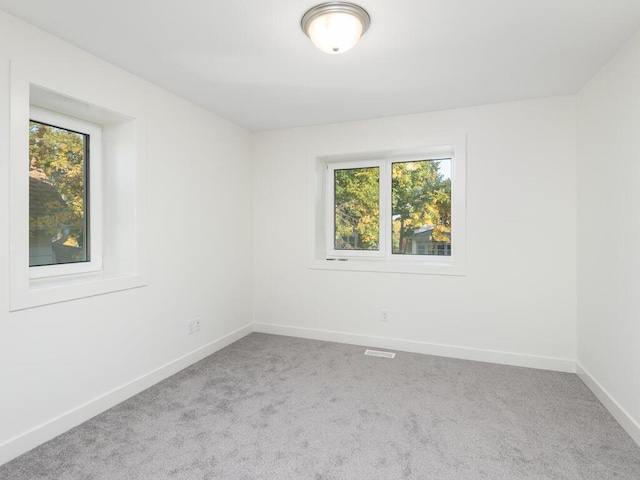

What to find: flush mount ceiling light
left=301, top=2, right=371, bottom=54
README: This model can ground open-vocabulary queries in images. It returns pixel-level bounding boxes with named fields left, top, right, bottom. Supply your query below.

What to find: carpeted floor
left=2, top=333, right=640, bottom=479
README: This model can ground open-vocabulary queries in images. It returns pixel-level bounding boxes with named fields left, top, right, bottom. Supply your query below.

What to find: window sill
left=308, top=258, right=466, bottom=276
left=10, top=271, right=147, bottom=311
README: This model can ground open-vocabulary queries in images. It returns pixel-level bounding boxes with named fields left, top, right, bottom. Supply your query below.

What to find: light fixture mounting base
left=301, top=2, right=371, bottom=38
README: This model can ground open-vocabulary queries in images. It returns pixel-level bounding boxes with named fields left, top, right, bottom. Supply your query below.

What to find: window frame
left=9, top=60, right=148, bottom=311
left=308, top=136, right=467, bottom=276
left=327, top=155, right=454, bottom=263
left=326, top=159, right=386, bottom=258
left=28, top=106, right=103, bottom=279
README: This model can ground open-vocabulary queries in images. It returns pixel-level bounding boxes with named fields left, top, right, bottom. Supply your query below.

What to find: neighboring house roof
left=411, top=225, right=436, bottom=237
left=410, top=225, right=450, bottom=242
left=29, top=168, right=66, bottom=219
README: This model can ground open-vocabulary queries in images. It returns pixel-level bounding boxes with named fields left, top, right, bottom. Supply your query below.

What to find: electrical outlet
left=381, top=309, right=390, bottom=322
left=187, top=318, right=201, bottom=335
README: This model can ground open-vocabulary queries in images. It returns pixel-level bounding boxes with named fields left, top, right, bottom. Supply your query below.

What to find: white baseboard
left=0, top=323, right=253, bottom=466
left=253, top=322, right=576, bottom=373
left=577, top=363, right=640, bottom=447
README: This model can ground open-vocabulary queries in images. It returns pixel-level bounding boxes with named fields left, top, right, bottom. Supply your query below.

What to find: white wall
left=252, top=97, right=577, bottom=371
left=576, top=31, right=640, bottom=444
left=11, top=5, right=640, bottom=466
left=0, top=12, right=253, bottom=463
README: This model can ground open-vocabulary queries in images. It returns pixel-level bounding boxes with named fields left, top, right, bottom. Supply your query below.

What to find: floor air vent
left=364, top=349, right=396, bottom=359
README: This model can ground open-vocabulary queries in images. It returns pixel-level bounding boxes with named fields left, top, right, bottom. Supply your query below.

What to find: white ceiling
left=1, top=0, right=640, bottom=132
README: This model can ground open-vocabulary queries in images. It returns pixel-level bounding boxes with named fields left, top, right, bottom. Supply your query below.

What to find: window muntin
left=28, top=107, right=102, bottom=279
left=391, top=158, right=451, bottom=256
left=29, top=120, right=89, bottom=267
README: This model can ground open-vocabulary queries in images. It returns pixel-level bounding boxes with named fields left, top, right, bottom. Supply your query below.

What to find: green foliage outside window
left=29, top=121, right=86, bottom=248
left=392, top=160, right=451, bottom=254
left=334, top=167, right=380, bottom=250
left=333, top=159, right=451, bottom=254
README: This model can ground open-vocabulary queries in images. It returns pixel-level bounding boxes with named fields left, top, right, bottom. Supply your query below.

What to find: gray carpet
left=2, top=333, right=639, bottom=479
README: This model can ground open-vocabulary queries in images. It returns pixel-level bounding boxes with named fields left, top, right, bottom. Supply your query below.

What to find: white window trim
left=28, top=106, right=104, bottom=279
left=9, top=60, right=148, bottom=311
left=308, top=136, right=467, bottom=276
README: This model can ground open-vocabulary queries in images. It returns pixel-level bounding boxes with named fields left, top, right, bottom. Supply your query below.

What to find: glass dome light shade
left=307, top=11, right=363, bottom=54
left=302, top=3, right=371, bottom=55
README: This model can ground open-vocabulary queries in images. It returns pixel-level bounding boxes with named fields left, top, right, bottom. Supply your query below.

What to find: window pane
left=29, top=121, right=88, bottom=267
left=392, top=159, right=451, bottom=256
left=334, top=166, right=380, bottom=251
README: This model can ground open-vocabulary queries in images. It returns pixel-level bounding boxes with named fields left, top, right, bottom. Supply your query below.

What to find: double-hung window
left=28, top=107, right=102, bottom=278
left=310, top=138, right=466, bottom=275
